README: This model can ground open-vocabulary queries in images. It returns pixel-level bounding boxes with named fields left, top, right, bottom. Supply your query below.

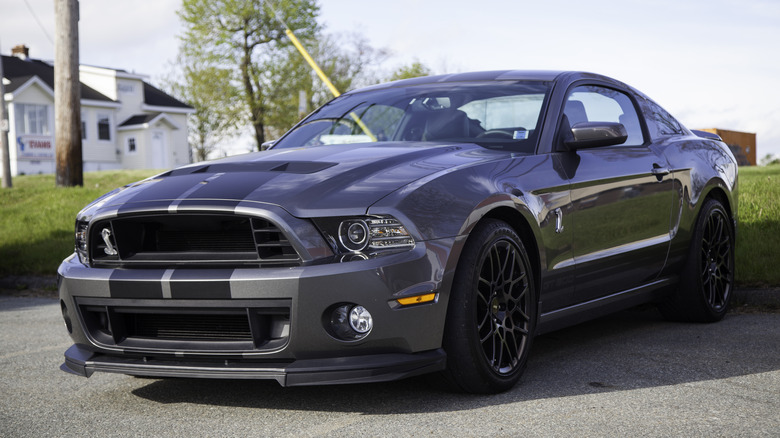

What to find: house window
left=126, top=137, right=136, bottom=154
left=97, top=114, right=112, bottom=140
left=15, top=103, right=50, bottom=135
left=81, top=112, right=87, bottom=140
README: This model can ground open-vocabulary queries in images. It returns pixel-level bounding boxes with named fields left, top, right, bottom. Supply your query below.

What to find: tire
left=660, top=198, right=735, bottom=322
left=441, top=219, right=537, bottom=393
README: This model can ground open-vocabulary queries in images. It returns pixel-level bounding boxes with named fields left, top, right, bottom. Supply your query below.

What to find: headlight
left=315, top=215, right=415, bottom=259
left=75, top=220, right=89, bottom=265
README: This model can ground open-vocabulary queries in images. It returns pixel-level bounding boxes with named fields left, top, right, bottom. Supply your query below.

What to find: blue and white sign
left=17, top=135, right=55, bottom=160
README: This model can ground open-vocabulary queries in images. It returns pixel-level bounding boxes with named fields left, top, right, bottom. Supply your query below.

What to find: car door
left=557, top=85, right=675, bottom=302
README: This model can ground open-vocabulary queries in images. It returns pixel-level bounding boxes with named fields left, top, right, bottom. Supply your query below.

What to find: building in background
left=698, top=128, right=757, bottom=166
left=1, top=45, right=193, bottom=177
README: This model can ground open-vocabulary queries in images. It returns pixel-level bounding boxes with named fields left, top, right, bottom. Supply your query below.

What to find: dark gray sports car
left=59, top=71, right=738, bottom=393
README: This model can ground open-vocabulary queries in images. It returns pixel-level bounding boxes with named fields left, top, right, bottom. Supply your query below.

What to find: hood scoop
left=166, top=161, right=337, bottom=176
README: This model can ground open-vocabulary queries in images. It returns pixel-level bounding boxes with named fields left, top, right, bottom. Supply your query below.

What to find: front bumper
left=61, top=344, right=446, bottom=386
left=58, top=237, right=460, bottom=384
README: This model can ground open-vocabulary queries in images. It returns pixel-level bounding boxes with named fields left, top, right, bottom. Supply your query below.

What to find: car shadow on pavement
left=130, top=306, right=780, bottom=414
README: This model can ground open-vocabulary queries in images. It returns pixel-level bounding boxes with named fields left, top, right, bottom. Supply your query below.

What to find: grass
left=735, top=165, right=780, bottom=286
left=0, top=170, right=157, bottom=276
left=0, top=166, right=778, bottom=286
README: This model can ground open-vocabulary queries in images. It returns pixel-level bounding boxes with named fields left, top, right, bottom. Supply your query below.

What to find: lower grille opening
left=128, top=313, right=253, bottom=341
left=77, top=298, right=291, bottom=353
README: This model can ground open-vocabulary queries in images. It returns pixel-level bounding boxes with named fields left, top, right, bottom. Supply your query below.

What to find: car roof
left=350, top=70, right=618, bottom=95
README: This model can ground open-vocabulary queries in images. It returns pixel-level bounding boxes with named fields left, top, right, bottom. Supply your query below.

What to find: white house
left=1, top=45, right=193, bottom=177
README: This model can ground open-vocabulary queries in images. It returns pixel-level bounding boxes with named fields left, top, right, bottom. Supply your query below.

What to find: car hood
left=80, top=142, right=511, bottom=218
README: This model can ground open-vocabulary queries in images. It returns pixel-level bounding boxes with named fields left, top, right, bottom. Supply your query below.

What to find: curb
left=733, top=287, right=780, bottom=308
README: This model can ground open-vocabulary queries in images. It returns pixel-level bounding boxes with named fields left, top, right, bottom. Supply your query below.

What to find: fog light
left=327, top=304, right=373, bottom=340
left=349, top=306, right=373, bottom=333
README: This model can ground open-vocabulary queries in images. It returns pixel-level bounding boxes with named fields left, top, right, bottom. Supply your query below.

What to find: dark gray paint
left=59, top=71, right=738, bottom=385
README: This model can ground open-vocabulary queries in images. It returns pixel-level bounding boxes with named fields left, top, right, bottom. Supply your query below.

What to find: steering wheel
left=476, top=129, right=515, bottom=139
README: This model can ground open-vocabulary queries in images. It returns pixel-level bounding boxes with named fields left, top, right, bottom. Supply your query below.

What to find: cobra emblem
left=101, top=228, right=118, bottom=255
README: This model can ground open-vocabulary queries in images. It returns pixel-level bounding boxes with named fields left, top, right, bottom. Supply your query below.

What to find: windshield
left=272, top=81, right=550, bottom=153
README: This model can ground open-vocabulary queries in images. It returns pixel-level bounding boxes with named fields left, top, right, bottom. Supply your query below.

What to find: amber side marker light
left=397, top=293, right=436, bottom=306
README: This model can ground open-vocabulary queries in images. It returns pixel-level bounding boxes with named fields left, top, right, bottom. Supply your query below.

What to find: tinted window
left=563, top=85, right=645, bottom=146
left=634, top=94, right=686, bottom=139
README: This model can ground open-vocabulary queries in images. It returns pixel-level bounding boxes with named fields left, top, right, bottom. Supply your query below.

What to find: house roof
left=2, top=55, right=192, bottom=110
left=1, top=55, right=113, bottom=102
left=118, top=112, right=182, bottom=131
left=119, top=113, right=160, bottom=127
left=144, top=82, right=191, bottom=109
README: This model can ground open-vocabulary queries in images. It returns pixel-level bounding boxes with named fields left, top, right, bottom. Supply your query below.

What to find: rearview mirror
left=565, top=122, right=627, bottom=149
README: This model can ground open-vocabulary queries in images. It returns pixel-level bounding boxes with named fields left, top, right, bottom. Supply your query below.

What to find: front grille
left=89, top=214, right=300, bottom=268
left=156, top=230, right=256, bottom=252
left=77, top=298, right=291, bottom=353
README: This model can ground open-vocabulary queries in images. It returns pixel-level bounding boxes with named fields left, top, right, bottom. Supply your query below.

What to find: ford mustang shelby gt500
left=59, top=71, right=737, bottom=393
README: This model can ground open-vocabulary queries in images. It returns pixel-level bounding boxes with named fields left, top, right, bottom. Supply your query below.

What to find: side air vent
left=252, top=218, right=299, bottom=264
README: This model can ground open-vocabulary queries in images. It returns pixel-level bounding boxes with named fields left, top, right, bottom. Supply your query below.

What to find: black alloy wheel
left=442, top=219, right=536, bottom=393
left=660, top=198, right=735, bottom=322
left=477, top=237, right=531, bottom=374
left=700, top=204, right=733, bottom=312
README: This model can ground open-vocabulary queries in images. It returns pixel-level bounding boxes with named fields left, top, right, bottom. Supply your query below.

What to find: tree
left=162, top=55, right=244, bottom=161
left=178, top=0, right=319, bottom=150
left=390, top=61, right=432, bottom=81
left=263, top=33, right=388, bottom=139
left=759, top=153, right=780, bottom=166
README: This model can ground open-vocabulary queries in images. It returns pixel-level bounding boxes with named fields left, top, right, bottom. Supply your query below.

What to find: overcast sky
left=2, top=0, right=779, bottom=158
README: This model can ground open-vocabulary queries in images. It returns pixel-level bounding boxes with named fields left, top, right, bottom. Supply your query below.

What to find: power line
left=24, top=0, right=55, bottom=46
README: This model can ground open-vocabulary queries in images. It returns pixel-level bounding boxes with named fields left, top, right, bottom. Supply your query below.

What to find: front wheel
left=660, top=198, right=735, bottom=322
left=442, top=219, right=536, bottom=393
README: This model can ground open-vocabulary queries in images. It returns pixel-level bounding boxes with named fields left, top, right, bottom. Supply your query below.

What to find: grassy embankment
left=0, top=166, right=778, bottom=285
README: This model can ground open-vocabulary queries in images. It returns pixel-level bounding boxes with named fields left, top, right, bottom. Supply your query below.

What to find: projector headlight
left=315, top=215, right=415, bottom=260
left=75, top=220, right=89, bottom=265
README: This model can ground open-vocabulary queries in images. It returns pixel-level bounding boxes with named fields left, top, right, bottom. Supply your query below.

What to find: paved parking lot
left=1, top=296, right=778, bottom=437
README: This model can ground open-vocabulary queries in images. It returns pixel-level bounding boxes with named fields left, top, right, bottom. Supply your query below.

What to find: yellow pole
left=285, top=29, right=341, bottom=98
left=283, top=29, right=377, bottom=141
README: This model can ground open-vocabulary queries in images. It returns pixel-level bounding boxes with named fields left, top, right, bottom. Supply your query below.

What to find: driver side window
left=564, top=86, right=645, bottom=146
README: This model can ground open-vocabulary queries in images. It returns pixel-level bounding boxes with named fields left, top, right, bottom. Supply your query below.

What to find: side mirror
left=260, top=140, right=276, bottom=151
left=565, top=122, right=627, bottom=149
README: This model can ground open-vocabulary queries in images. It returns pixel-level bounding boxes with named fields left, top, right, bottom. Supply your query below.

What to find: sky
left=2, top=0, right=779, bottom=159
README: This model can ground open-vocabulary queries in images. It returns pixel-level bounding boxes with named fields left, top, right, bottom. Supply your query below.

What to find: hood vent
left=167, top=161, right=337, bottom=177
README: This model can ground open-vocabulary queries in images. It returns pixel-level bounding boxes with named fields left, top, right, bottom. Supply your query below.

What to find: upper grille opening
left=90, top=214, right=300, bottom=268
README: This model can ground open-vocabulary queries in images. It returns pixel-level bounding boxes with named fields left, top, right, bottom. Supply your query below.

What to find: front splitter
left=61, top=344, right=447, bottom=386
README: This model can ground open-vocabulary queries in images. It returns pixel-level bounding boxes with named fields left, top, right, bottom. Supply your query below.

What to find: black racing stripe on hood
left=179, top=171, right=280, bottom=202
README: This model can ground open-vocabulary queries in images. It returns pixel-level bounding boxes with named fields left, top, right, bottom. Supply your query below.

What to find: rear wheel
left=442, top=219, right=536, bottom=393
left=660, top=198, right=735, bottom=322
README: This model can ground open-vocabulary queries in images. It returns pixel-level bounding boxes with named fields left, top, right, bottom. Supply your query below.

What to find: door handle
left=651, top=163, right=670, bottom=180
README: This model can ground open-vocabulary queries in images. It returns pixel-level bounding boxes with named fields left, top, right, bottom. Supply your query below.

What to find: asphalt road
left=1, top=296, right=778, bottom=437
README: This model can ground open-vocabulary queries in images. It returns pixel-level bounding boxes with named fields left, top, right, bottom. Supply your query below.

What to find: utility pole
left=0, top=42, right=12, bottom=188
left=54, top=0, right=82, bottom=187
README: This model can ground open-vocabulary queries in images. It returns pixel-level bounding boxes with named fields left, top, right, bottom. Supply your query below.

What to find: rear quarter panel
left=657, top=136, right=738, bottom=276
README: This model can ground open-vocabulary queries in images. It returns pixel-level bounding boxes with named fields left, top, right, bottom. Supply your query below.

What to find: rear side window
left=634, top=94, right=686, bottom=139
left=563, top=85, right=645, bottom=146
